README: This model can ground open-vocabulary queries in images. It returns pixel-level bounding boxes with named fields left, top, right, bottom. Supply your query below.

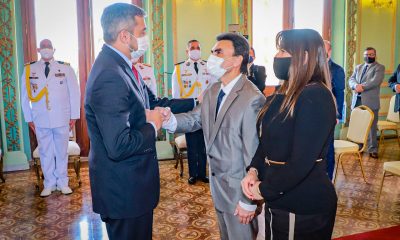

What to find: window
left=294, top=0, right=324, bottom=35
left=252, top=0, right=329, bottom=85
left=35, top=0, right=79, bottom=76
left=92, top=0, right=132, bottom=58
left=252, top=0, right=284, bottom=85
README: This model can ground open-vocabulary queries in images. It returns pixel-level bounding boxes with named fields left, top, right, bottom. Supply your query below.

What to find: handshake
left=145, top=107, right=172, bottom=130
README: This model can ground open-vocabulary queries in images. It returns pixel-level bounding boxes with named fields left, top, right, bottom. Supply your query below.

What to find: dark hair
left=250, top=47, right=255, bottom=57
left=258, top=29, right=334, bottom=120
left=187, top=39, right=199, bottom=47
left=365, top=47, right=376, bottom=54
left=101, top=3, right=146, bottom=44
left=216, top=32, right=249, bottom=74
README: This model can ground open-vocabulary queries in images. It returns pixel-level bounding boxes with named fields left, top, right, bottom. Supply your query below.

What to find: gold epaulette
left=142, top=63, right=152, bottom=67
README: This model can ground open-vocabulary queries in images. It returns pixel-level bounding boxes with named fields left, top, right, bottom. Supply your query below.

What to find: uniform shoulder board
left=142, top=63, right=152, bottom=67
left=57, top=61, right=70, bottom=66
left=24, top=61, right=36, bottom=66
left=174, top=61, right=185, bottom=66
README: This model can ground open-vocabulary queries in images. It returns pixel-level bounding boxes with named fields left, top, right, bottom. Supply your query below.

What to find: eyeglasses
left=364, top=53, right=376, bottom=57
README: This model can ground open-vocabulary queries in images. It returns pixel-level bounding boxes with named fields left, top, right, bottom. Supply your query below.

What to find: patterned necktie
left=215, top=89, right=226, bottom=119
left=194, top=62, right=199, bottom=74
left=131, top=64, right=140, bottom=86
left=45, top=62, right=50, bottom=78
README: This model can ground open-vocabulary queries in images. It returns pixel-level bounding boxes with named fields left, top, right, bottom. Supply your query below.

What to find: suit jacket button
left=279, top=192, right=284, bottom=195
left=211, top=172, right=215, bottom=176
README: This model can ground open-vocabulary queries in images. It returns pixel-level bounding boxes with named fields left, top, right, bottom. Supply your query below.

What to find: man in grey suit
left=162, top=33, right=265, bottom=239
left=349, top=47, right=385, bottom=158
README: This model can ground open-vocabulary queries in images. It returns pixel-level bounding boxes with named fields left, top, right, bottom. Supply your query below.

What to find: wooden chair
left=172, top=134, right=187, bottom=177
left=376, top=161, right=400, bottom=206
left=0, top=149, right=4, bottom=183
left=377, top=95, right=400, bottom=150
left=334, top=105, right=374, bottom=184
left=33, top=127, right=81, bottom=190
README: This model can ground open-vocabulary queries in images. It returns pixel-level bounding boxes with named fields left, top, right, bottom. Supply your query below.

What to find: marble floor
left=0, top=139, right=399, bottom=239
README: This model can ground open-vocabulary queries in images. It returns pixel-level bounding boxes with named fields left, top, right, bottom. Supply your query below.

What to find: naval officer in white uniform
left=171, top=40, right=217, bottom=184
left=21, top=39, right=80, bottom=197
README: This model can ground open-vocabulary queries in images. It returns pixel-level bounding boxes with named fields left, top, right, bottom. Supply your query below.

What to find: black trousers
left=101, top=211, right=153, bottom=240
left=264, top=207, right=336, bottom=240
left=185, top=129, right=207, bottom=178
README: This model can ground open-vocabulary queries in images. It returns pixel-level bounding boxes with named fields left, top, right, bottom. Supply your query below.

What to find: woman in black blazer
left=241, top=29, right=337, bottom=240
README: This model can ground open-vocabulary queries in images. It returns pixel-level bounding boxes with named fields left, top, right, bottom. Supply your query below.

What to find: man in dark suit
left=388, top=63, right=400, bottom=115
left=324, top=41, right=345, bottom=179
left=85, top=3, right=164, bottom=239
left=247, top=47, right=266, bottom=93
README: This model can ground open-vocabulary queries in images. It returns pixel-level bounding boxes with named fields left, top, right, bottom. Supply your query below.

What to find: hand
left=154, top=107, right=171, bottom=122
left=395, top=84, right=400, bottom=94
left=241, top=169, right=259, bottom=200
left=249, top=181, right=263, bottom=200
left=234, top=204, right=255, bottom=224
left=69, top=119, right=76, bottom=131
left=28, top=122, right=35, bottom=133
left=146, top=109, right=163, bottom=130
left=355, top=84, right=364, bottom=93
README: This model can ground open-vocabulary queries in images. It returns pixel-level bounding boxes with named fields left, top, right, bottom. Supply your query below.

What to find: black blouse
left=250, top=83, right=337, bottom=215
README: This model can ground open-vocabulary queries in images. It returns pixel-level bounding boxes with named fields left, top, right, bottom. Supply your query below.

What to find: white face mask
left=207, top=55, right=232, bottom=79
left=40, top=48, right=54, bottom=59
left=130, top=35, right=149, bottom=60
left=189, top=50, right=201, bottom=61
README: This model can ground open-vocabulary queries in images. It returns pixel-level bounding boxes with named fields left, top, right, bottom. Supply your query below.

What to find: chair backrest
left=387, top=95, right=400, bottom=123
left=69, top=126, right=77, bottom=141
left=347, top=105, right=374, bottom=145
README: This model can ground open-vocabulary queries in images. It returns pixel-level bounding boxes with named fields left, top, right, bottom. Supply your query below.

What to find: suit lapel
left=207, top=75, right=245, bottom=149
left=208, top=82, right=221, bottom=141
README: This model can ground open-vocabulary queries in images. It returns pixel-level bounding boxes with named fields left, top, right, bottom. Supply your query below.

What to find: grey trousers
left=215, top=208, right=257, bottom=240
left=355, top=97, right=379, bottom=153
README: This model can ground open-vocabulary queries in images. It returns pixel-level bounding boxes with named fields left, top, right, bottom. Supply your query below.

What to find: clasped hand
left=145, top=107, right=172, bottom=130
left=241, top=171, right=263, bottom=201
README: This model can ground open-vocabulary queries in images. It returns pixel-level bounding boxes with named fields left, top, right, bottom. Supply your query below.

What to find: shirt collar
left=220, top=74, right=242, bottom=96
left=106, top=44, right=132, bottom=68
left=40, top=58, right=54, bottom=64
left=188, top=58, right=201, bottom=64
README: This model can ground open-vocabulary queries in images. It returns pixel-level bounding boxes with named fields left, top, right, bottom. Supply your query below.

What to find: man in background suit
left=247, top=47, right=266, bottom=93
left=388, top=63, right=400, bottom=116
left=349, top=47, right=385, bottom=158
left=85, top=3, right=163, bottom=239
left=324, top=40, right=345, bottom=179
left=162, top=33, right=265, bottom=240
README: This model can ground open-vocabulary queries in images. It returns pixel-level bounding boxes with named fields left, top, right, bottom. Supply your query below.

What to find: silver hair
left=101, top=3, right=146, bottom=44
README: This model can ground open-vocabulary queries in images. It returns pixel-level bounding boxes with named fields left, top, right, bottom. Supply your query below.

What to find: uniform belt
left=264, top=157, right=323, bottom=166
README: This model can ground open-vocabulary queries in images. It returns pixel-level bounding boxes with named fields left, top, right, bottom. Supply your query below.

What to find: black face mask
left=273, top=57, right=291, bottom=81
left=364, top=56, right=375, bottom=64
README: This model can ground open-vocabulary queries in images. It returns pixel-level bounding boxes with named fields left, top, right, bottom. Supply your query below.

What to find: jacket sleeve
left=348, top=67, right=358, bottom=90
left=240, top=94, right=265, bottom=205
left=20, top=66, right=33, bottom=122
left=258, top=87, right=336, bottom=201
left=90, top=69, right=156, bottom=161
left=66, top=66, right=81, bottom=119
left=362, top=64, right=385, bottom=91
left=174, top=104, right=202, bottom=133
left=332, top=65, right=345, bottom=120
left=388, top=65, right=399, bottom=92
left=147, top=85, right=195, bottom=114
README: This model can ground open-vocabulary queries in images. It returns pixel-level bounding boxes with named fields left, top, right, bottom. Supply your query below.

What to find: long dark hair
left=258, top=29, right=335, bottom=122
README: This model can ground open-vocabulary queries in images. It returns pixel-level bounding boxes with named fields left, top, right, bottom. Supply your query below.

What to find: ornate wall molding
left=238, top=0, right=249, bottom=35
left=0, top=0, right=21, bottom=151
left=151, top=0, right=165, bottom=97
left=345, top=0, right=358, bottom=124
